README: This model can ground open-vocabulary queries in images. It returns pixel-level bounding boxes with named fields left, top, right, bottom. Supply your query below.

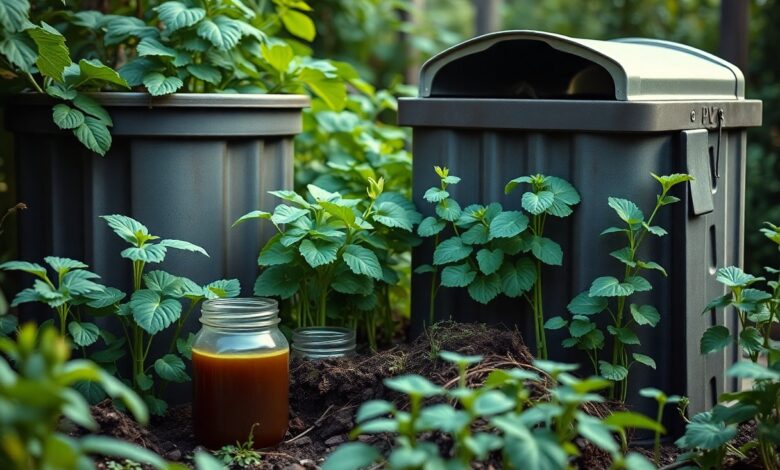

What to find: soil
left=80, top=322, right=765, bottom=469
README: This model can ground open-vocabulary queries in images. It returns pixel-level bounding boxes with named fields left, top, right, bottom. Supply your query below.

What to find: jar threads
left=291, top=327, right=356, bottom=359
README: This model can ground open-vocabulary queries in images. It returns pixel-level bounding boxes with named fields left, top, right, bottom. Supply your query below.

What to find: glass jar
left=291, top=327, right=356, bottom=359
left=192, top=297, right=288, bottom=449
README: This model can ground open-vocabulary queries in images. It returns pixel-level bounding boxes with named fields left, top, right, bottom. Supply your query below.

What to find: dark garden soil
left=83, top=322, right=764, bottom=469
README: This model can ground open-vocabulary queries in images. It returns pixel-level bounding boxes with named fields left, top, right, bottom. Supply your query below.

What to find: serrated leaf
left=608, top=197, right=644, bottom=224
left=143, top=72, right=183, bottom=96
left=342, top=244, right=382, bottom=280
left=700, top=325, right=732, bottom=354
left=74, top=116, right=112, bottom=156
left=118, top=58, right=157, bottom=87
left=440, top=263, right=476, bottom=288
left=320, top=201, right=356, bottom=226
left=154, top=354, right=189, bottom=383
left=522, top=190, right=554, bottom=215
left=716, top=266, right=762, bottom=288
left=0, top=33, right=36, bottom=72
left=417, top=216, right=445, bottom=237
left=589, top=276, right=635, bottom=297
left=489, top=211, right=529, bottom=239
left=130, top=290, right=182, bottom=334
left=159, top=239, right=208, bottom=256
left=279, top=8, right=316, bottom=41
left=68, top=321, right=100, bottom=347
left=468, top=273, right=501, bottom=304
left=499, top=257, right=536, bottom=297
left=197, top=16, right=242, bottom=50
left=544, top=316, right=567, bottom=330
left=643, top=223, right=668, bottom=237
left=637, top=260, right=667, bottom=276
left=52, top=104, right=85, bottom=129
left=86, top=287, right=125, bottom=308
left=143, top=271, right=182, bottom=296
left=101, top=214, right=149, bottom=244
left=254, top=265, right=301, bottom=299
left=461, top=223, right=489, bottom=245
left=258, top=238, right=295, bottom=266
left=61, top=269, right=103, bottom=296
left=607, top=325, right=640, bottom=345
left=121, top=244, right=167, bottom=263
left=567, top=291, right=608, bottom=315
left=435, top=199, right=461, bottom=222
left=423, top=187, right=449, bottom=203
left=204, top=279, right=240, bottom=299
left=632, top=353, right=656, bottom=369
left=321, top=443, right=380, bottom=470
left=299, top=239, right=340, bottom=268
left=433, top=237, right=472, bottom=265
left=476, top=248, right=504, bottom=275
left=77, top=58, right=129, bottom=88
left=0, top=260, right=48, bottom=278
left=27, top=23, right=71, bottom=82
left=569, top=317, right=595, bottom=337
left=599, top=361, right=628, bottom=381
left=332, top=269, right=373, bottom=295
left=373, top=201, right=412, bottom=231
left=630, top=304, right=660, bottom=326
left=72, top=94, right=112, bottom=125
left=154, top=1, right=205, bottom=32
left=186, top=64, right=221, bottom=85
left=530, top=236, right=562, bottom=266
left=626, top=275, right=652, bottom=292
left=0, top=0, right=30, bottom=33
left=610, top=247, right=636, bottom=267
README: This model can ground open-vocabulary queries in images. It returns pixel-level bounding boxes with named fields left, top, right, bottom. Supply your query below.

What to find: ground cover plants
left=0, top=214, right=240, bottom=415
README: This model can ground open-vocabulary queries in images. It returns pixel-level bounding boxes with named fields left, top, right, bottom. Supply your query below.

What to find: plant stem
left=427, top=234, right=440, bottom=326
left=654, top=402, right=664, bottom=466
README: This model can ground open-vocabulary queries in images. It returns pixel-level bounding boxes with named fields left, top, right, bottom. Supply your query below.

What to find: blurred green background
left=2, top=0, right=777, bottom=287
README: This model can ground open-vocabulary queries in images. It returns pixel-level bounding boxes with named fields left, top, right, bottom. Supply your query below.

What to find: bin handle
left=714, top=109, right=724, bottom=179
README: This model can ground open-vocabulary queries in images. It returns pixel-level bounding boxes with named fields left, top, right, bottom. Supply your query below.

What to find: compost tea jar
left=192, top=298, right=289, bottom=449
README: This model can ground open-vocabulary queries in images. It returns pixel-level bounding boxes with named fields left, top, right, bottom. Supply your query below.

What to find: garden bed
left=82, top=322, right=761, bottom=469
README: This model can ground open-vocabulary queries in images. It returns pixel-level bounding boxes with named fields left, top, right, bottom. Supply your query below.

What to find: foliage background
left=1, top=0, right=778, bottom=306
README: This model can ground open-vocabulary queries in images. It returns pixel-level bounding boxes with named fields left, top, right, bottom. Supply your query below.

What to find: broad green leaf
left=521, top=190, right=554, bottom=215
left=417, top=216, right=445, bottom=237
left=72, top=94, right=112, bottom=125
left=726, top=361, right=780, bottom=381
left=384, top=374, right=442, bottom=397
left=423, top=187, right=449, bottom=203
left=121, top=244, right=167, bottom=263
left=118, top=58, right=157, bottom=87
left=476, top=248, right=504, bottom=275
left=143, top=72, right=183, bottom=96
left=154, top=354, right=189, bottom=382
left=373, top=201, right=412, bottom=231
left=232, top=210, right=271, bottom=227
left=567, top=291, right=608, bottom=315
left=546, top=177, right=581, bottom=217
left=0, top=260, right=47, bottom=278
left=599, top=361, right=628, bottom=381
left=271, top=205, right=309, bottom=224
left=495, top=420, right=567, bottom=470
left=356, top=400, right=395, bottom=424
left=27, top=23, right=71, bottom=82
left=258, top=238, right=295, bottom=266
left=300, top=67, right=347, bottom=110
left=79, top=436, right=168, bottom=469
left=433, top=237, right=472, bottom=265
left=418, top=404, right=470, bottom=434
left=530, top=236, right=562, bottom=266
left=544, top=316, right=567, bottom=330
left=468, top=273, right=502, bottom=304
left=608, top=197, right=644, bottom=224
left=473, top=390, right=515, bottom=415
left=626, top=275, right=652, bottom=292
left=102, top=16, right=158, bottom=46
left=739, top=327, right=764, bottom=355
left=569, top=316, right=596, bottom=338
left=651, top=172, right=694, bottom=192
left=46, top=258, right=89, bottom=277
left=77, top=58, right=129, bottom=88
left=637, top=260, right=668, bottom=276
left=604, top=411, right=665, bottom=433
left=676, top=416, right=736, bottom=450
left=159, top=239, right=208, bottom=256
left=610, top=247, right=636, bottom=267
left=10, top=288, right=46, bottom=307
left=61, top=269, right=103, bottom=296
left=489, top=211, right=529, bottom=239
left=0, top=33, right=37, bottom=72
left=0, top=0, right=29, bottom=33
left=716, top=266, right=762, bottom=288
left=629, top=304, right=660, bottom=326
left=499, top=258, right=536, bottom=297
left=186, top=64, right=221, bottom=85
left=0, top=315, right=18, bottom=334
left=342, top=244, right=382, bottom=280
left=577, top=414, right=618, bottom=453
left=607, top=325, right=640, bottom=345
left=143, top=271, right=182, bottom=296
left=461, top=223, right=489, bottom=245
left=700, top=325, right=732, bottom=354
left=632, top=353, right=656, bottom=369
left=320, top=201, right=356, bottom=226
left=74, top=116, right=111, bottom=156
left=269, top=189, right=310, bottom=207
left=52, top=104, right=85, bottom=130
left=254, top=265, right=301, bottom=299
left=204, top=279, right=240, bottom=299
left=136, top=37, right=177, bottom=57
left=261, top=42, right=293, bottom=73
left=321, top=442, right=380, bottom=470
left=439, top=351, right=483, bottom=366
left=197, top=16, right=243, bottom=50
left=101, top=214, right=149, bottom=244
left=504, top=176, right=533, bottom=194
left=279, top=8, right=316, bottom=41
left=67, top=321, right=100, bottom=347
left=643, top=223, right=668, bottom=237
left=130, top=289, right=182, bottom=334
left=299, top=239, right=340, bottom=268
left=332, top=270, right=373, bottom=295
left=435, top=198, right=461, bottom=222
left=589, top=276, right=635, bottom=297
left=154, top=1, right=205, bottom=32
left=440, top=263, right=476, bottom=288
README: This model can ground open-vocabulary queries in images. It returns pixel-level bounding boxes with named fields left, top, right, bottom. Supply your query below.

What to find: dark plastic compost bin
left=398, top=31, right=762, bottom=424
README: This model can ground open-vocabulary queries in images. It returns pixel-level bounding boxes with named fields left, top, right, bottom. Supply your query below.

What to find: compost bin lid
left=418, top=30, right=744, bottom=101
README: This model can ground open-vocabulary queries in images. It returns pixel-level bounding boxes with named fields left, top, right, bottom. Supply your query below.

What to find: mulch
left=81, top=321, right=763, bottom=469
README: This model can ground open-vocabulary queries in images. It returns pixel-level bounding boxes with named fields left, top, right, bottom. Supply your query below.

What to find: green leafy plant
left=0, top=1, right=130, bottom=155
left=0, top=322, right=180, bottom=469
left=504, top=173, right=581, bottom=359
left=680, top=222, right=780, bottom=470
left=214, top=423, right=263, bottom=468
left=639, top=387, right=682, bottom=466
left=549, top=173, right=692, bottom=400
left=416, top=168, right=579, bottom=359
left=323, top=351, right=658, bottom=470
left=96, top=214, right=240, bottom=413
left=237, top=179, right=419, bottom=349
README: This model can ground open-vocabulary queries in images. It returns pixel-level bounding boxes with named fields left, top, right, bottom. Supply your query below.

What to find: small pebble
left=165, top=449, right=182, bottom=461
left=290, top=436, right=312, bottom=447
left=324, top=435, right=346, bottom=446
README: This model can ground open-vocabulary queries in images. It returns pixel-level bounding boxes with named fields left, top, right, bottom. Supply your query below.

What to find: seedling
left=214, top=424, right=263, bottom=468
left=640, top=387, right=682, bottom=466
left=549, top=173, right=692, bottom=400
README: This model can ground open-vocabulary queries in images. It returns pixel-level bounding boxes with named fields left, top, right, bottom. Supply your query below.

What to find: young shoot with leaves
left=547, top=173, right=692, bottom=401
left=237, top=178, right=419, bottom=349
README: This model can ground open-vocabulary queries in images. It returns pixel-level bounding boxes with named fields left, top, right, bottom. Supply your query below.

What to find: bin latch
left=683, top=129, right=715, bottom=216
left=714, top=108, right=724, bottom=179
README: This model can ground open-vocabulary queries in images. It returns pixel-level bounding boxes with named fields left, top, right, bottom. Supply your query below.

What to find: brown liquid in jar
left=193, top=348, right=289, bottom=449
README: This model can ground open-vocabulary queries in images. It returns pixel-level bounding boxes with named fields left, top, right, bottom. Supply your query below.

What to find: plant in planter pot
left=237, top=178, right=420, bottom=349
